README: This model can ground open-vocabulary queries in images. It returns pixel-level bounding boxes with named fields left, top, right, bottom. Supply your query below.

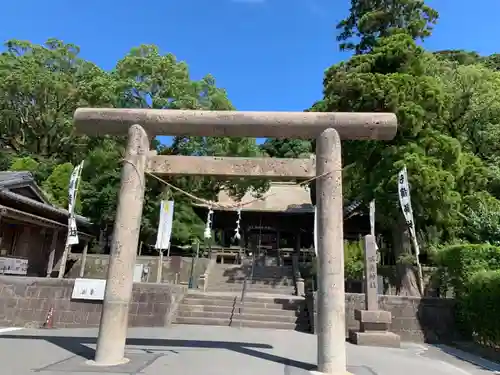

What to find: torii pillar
left=74, top=108, right=398, bottom=374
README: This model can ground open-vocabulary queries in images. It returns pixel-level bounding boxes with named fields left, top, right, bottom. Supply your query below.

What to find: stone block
left=348, top=330, right=401, bottom=348
left=354, top=309, right=392, bottom=332
left=354, top=309, right=392, bottom=324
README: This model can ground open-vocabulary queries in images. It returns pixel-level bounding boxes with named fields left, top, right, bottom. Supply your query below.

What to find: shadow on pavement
left=0, top=334, right=317, bottom=371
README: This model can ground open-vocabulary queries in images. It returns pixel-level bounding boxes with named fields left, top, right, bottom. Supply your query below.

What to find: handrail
left=238, top=252, right=256, bottom=325
left=228, top=296, right=237, bottom=327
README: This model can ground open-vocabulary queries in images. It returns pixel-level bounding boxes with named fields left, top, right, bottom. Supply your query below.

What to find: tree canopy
left=261, top=0, right=500, bottom=295
left=0, top=39, right=265, bottom=251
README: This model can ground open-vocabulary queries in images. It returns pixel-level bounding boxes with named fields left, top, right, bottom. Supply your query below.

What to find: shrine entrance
left=74, top=107, right=397, bottom=374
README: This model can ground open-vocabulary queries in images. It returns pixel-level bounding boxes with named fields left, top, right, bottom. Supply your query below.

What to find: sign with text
left=71, top=278, right=106, bottom=300
left=363, top=235, right=378, bottom=311
left=0, top=257, right=28, bottom=275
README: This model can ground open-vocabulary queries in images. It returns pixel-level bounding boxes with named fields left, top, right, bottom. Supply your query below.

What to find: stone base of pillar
left=348, top=309, right=401, bottom=348
left=348, top=330, right=400, bottom=348
left=198, top=274, right=207, bottom=291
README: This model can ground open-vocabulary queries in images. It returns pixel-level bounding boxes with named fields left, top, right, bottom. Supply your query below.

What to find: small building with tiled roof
left=0, top=171, right=95, bottom=277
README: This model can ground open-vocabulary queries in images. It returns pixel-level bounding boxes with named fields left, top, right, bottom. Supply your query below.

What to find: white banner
left=68, top=161, right=84, bottom=215
left=67, top=161, right=84, bottom=245
left=155, top=200, right=175, bottom=250
left=397, top=167, right=418, bottom=254
left=313, top=206, right=318, bottom=256
left=67, top=216, right=79, bottom=245
left=369, top=200, right=375, bottom=236
left=397, top=166, right=424, bottom=293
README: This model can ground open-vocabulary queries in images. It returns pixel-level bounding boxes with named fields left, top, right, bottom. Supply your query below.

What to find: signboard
left=155, top=200, right=174, bottom=250
left=0, top=257, right=28, bottom=275
left=71, top=278, right=106, bottom=300
left=133, top=264, right=144, bottom=282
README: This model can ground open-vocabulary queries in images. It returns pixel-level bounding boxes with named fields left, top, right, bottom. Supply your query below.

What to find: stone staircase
left=174, top=291, right=308, bottom=330
left=206, top=262, right=296, bottom=295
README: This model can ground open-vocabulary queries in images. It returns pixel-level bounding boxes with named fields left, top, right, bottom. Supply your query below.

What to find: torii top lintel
left=73, top=108, right=397, bottom=140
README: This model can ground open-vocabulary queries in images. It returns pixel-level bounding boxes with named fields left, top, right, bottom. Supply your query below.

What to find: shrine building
left=192, top=182, right=369, bottom=265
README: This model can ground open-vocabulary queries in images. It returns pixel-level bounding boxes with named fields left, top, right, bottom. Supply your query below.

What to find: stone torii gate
left=74, top=108, right=397, bottom=375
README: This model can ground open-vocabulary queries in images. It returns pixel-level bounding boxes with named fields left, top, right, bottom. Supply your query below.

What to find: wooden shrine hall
left=192, top=182, right=370, bottom=265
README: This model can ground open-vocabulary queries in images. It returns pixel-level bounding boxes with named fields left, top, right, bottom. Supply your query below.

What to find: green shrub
left=300, top=239, right=365, bottom=291
left=434, top=243, right=500, bottom=295
left=344, top=240, right=364, bottom=280
left=436, top=243, right=500, bottom=344
left=460, top=270, right=500, bottom=346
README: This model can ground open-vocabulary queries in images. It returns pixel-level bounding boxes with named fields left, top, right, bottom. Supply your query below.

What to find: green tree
left=434, top=50, right=481, bottom=66
left=41, top=162, right=75, bottom=209
left=262, top=139, right=312, bottom=159
left=9, top=156, right=39, bottom=173
left=0, top=39, right=116, bottom=162
left=336, top=0, right=439, bottom=54
left=303, top=0, right=500, bottom=296
left=112, top=44, right=270, bottom=246
left=78, top=139, right=123, bottom=230
left=317, top=32, right=500, bottom=295
left=0, top=39, right=269, bottom=250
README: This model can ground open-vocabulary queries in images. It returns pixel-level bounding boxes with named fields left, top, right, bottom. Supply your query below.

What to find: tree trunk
left=392, top=215, right=421, bottom=297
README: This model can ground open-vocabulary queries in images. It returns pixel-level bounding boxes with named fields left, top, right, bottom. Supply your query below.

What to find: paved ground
left=0, top=325, right=499, bottom=375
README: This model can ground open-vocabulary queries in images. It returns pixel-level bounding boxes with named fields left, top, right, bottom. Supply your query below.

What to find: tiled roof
left=0, top=171, right=92, bottom=227
left=0, top=171, right=34, bottom=187
left=196, top=182, right=365, bottom=218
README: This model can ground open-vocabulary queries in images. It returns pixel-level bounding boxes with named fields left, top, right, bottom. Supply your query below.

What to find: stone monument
left=349, top=234, right=401, bottom=348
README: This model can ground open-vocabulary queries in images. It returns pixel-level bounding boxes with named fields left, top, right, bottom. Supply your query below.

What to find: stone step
left=181, top=297, right=302, bottom=310
left=211, top=276, right=294, bottom=282
left=176, top=310, right=299, bottom=323
left=183, top=292, right=303, bottom=301
left=208, top=277, right=294, bottom=284
left=208, top=283, right=294, bottom=290
left=178, top=303, right=299, bottom=317
left=174, top=316, right=297, bottom=330
left=218, top=271, right=294, bottom=278
left=214, top=266, right=293, bottom=275
left=207, top=287, right=294, bottom=295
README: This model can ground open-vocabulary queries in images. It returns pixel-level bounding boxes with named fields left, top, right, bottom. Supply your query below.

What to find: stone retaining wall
left=0, top=276, right=186, bottom=328
left=306, top=292, right=458, bottom=343
left=0, top=276, right=459, bottom=343
left=64, top=254, right=210, bottom=285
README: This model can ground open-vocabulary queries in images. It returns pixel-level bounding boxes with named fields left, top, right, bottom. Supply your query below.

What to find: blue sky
left=2, top=0, right=500, bottom=145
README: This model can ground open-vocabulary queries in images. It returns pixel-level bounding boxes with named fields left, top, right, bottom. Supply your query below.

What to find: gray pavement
left=0, top=325, right=499, bottom=375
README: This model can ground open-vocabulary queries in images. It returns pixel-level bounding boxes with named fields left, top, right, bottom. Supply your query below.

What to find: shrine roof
left=193, top=182, right=365, bottom=217
left=195, top=182, right=314, bottom=213
left=228, top=182, right=313, bottom=213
